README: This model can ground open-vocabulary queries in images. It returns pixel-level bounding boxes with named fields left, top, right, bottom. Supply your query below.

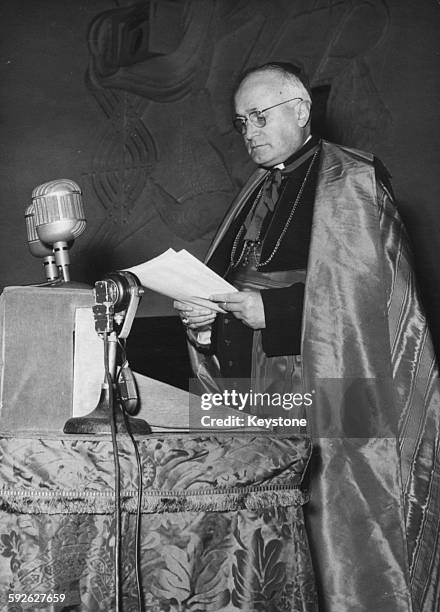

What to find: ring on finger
left=182, top=317, right=189, bottom=325
left=223, top=301, right=227, bottom=309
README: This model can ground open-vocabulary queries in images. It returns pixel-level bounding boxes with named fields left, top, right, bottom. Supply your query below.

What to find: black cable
left=121, top=407, right=144, bottom=611
left=105, top=332, right=122, bottom=612
left=117, top=339, right=144, bottom=611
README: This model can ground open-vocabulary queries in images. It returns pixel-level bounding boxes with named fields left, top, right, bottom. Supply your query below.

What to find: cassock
left=188, top=139, right=440, bottom=612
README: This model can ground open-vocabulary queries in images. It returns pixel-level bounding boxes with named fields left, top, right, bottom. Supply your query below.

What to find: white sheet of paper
left=125, top=249, right=237, bottom=311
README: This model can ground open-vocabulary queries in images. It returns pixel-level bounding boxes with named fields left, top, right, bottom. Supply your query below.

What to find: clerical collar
left=264, top=134, right=318, bottom=172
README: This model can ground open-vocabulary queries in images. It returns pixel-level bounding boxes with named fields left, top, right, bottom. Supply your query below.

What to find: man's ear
left=297, top=100, right=312, bottom=127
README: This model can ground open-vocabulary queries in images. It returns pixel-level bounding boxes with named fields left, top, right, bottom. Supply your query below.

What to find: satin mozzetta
left=302, top=142, right=440, bottom=612
left=190, top=140, right=440, bottom=611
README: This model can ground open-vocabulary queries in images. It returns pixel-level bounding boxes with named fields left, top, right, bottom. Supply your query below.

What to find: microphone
left=93, top=271, right=143, bottom=338
left=25, top=203, right=59, bottom=282
left=31, top=179, right=86, bottom=282
left=63, top=270, right=149, bottom=434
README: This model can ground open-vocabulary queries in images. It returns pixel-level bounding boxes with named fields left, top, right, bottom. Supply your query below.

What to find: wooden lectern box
left=0, top=285, right=191, bottom=434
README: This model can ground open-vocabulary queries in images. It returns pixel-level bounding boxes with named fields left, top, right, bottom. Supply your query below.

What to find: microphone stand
left=53, top=240, right=71, bottom=282
left=42, top=254, right=59, bottom=282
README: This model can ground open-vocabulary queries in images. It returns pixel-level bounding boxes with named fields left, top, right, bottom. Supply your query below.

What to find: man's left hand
left=210, top=290, right=266, bottom=329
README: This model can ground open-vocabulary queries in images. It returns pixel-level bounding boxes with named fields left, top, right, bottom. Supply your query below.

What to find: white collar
left=274, top=134, right=313, bottom=170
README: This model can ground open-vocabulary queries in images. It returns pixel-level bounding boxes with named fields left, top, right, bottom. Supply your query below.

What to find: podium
left=0, top=286, right=316, bottom=610
left=0, top=286, right=98, bottom=433
left=0, top=286, right=193, bottom=433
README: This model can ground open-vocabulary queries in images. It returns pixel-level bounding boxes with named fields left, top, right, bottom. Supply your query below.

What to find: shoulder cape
left=191, top=140, right=440, bottom=611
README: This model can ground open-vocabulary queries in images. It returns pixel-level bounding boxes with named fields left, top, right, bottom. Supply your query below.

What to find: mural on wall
left=2, top=0, right=439, bottom=351
left=84, top=0, right=391, bottom=262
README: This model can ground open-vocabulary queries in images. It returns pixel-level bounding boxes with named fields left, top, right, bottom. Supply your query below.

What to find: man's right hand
left=173, top=300, right=217, bottom=330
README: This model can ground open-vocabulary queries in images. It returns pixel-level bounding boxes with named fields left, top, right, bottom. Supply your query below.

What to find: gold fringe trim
left=0, top=487, right=309, bottom=515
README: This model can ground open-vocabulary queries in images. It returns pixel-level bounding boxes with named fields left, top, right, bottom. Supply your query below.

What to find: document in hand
left=125, top=249, right=237, bottom=312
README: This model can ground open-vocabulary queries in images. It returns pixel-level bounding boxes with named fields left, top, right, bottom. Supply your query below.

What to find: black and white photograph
left=0, top=1, right=440, bottom=610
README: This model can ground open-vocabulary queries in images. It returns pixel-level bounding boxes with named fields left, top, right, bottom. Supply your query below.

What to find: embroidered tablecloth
left=0, top=433, right=316, bottom=611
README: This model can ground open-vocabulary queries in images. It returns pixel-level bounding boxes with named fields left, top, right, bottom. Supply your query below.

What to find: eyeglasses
left=233, top=97, right=303, bottom=134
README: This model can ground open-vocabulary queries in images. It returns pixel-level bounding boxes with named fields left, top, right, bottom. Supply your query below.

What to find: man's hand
left=173, top=300, right=217, bottom=330
left=210, top=290, right=266, bottom=329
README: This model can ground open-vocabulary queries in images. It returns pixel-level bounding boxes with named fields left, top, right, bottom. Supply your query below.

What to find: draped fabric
left=302, top=142, right=440, bottom=612
left=0, top=434, right=316, bottom=611
left=190, top=140, right=440, bottom=611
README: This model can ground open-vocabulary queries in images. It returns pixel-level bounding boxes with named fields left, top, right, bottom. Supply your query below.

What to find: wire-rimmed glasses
left=233, top=97, right=303, bottom=134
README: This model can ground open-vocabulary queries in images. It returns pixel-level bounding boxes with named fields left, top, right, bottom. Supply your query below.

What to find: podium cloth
left=0, top=433, right=316, bottom=611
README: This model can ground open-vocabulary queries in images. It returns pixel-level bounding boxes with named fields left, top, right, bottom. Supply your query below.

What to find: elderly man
left=174, top=62, right=440, bottom=612
left=176, top=63, right=316, bottom=391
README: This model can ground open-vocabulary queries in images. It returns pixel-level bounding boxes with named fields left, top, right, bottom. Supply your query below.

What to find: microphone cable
left=117, top=340, right=144, bottom=611
left=104, top=332, right=122, bottom=612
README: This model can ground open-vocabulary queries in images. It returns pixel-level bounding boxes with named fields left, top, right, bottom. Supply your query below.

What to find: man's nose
left=243, top=120, right=261, bottom=140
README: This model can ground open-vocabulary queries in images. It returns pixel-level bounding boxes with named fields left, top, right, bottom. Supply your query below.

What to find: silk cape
left=188, top=140, right=440, bottom=611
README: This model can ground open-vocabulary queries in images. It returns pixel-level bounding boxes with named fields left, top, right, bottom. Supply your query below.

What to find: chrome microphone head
left=25, top=202, right=59, bottom=282
left=31, top=179, right=86, bottom=282
left=25, top=203, right=53, bottom=258
left=31, top=179, right=86, bottom=245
